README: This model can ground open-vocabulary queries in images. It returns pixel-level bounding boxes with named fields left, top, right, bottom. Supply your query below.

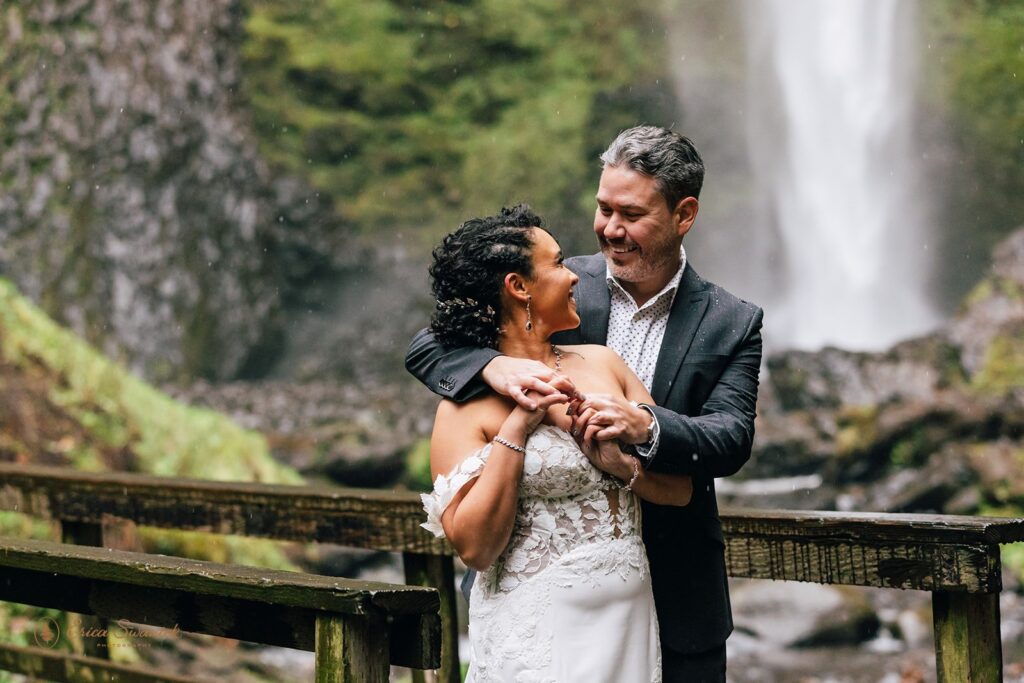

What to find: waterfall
left=741, top=0, right=939, bottom=350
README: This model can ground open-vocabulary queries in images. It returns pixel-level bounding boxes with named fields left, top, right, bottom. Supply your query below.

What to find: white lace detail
left=422, top=425, right=660, bottom=682
left=420, top=443, right=492, bottom=538
left=479, top=426, right=645, bottom=595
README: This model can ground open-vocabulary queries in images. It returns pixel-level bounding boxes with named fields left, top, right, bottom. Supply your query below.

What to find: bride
left=420, top=205, right=692, bottom=682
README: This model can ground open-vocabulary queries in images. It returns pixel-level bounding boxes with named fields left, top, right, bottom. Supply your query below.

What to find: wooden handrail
left=0, top=463, right=460, bottom=682
left=2, top=462, right=1022, bottom=682
left=0, top=536, right=440, bottom=682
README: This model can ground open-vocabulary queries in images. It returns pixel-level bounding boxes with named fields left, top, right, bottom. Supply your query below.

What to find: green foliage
left=928, top=1, right=1024, bottom=255
left=0, top=511, right=56, bottom=541
left=834, top=405, right=879, bottom=456
left=404, top=436, right=434, bottom=492
left=889, top=429, right=930, bottom=469
left=242, top=0, right=672, bottom=249
left=0, top=278, right=301, bottom=484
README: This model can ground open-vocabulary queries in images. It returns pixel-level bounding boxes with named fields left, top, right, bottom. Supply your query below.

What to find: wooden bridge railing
left=0, top=464, right=460, bottom=683
left=2, top=463, right=1023, bottom=681
left=0, top=535, right=439, bottom=683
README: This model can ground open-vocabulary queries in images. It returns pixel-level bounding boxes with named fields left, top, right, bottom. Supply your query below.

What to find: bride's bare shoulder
left=434, top=394, right=512, bottom=434
left=431, top=394, right=511, bottom=477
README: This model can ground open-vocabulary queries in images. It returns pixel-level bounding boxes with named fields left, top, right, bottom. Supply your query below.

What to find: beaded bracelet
left=493, top=436, right=527, bottom=455
left=620, top=456, right=640, bottom=493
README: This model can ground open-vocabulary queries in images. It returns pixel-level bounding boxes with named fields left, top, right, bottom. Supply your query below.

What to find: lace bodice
left=422, top=424, right=644, bottom=594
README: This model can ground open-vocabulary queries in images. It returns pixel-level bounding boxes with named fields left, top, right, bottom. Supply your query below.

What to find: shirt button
left=692, top=453, right=699, bottom=461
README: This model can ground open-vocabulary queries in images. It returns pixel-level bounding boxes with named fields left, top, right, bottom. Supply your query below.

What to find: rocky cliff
left=0, top=0, right=344, bottom=383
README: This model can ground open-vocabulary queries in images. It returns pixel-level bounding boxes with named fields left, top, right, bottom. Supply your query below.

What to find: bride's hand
left=576, top=436, right=635, bottom=482
left=572, top=394, right=652, bottom=446
left=503, top=390, right=571, bottom=437
left=482, top=356, right=578, bottom=411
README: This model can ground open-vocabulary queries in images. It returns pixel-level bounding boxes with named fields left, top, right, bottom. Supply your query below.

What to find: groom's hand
left=481, top=356, right=577, bottom=411
left=573, top=394, right=652, bottom=446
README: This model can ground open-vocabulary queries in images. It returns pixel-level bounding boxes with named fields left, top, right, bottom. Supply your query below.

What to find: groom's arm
left=405, top=327, right=501, bottom=401
left=405, top=328, right=578, bottom=403
left=644, top=307, right=763, bottom=479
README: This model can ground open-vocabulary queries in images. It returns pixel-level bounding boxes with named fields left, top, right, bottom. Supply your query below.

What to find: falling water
left=743, top=0, right=939, bottom=350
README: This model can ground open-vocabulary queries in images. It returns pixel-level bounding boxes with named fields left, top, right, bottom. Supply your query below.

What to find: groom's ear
left=673, top=197, right=699, bottom=238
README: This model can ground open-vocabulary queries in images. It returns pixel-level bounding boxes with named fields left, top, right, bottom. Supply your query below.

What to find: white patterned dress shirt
left=605, top=245, right=687, bottom=458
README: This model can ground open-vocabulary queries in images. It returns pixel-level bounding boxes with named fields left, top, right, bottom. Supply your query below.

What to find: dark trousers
left=662, top=643, right=726, bottom=683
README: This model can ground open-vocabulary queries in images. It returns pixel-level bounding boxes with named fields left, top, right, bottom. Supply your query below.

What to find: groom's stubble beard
left=602, top=229, right=681, bottom=286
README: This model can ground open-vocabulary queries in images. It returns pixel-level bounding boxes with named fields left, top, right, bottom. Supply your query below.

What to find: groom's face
left=593, top=165, right=688, bottom=288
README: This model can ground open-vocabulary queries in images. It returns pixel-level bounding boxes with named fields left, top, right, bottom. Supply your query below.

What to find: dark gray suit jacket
left=406, top=253, right=763, bottom=654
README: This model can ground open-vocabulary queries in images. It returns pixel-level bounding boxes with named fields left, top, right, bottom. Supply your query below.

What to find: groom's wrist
left=631, top=403, right=660, bottom=460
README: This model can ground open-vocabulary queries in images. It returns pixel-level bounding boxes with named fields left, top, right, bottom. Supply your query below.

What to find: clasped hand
left=482, top=357, right=651, bottom=446
left=569, top=393, right=651, bottom=447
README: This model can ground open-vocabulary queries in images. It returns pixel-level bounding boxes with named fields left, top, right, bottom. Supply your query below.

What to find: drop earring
left=525, top=295, right=533, bottom=331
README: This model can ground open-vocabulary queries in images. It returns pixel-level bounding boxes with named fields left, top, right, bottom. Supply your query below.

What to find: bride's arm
left=586, top=439, right=692, bottom=506
left=432, top=394, right=565, bottom=571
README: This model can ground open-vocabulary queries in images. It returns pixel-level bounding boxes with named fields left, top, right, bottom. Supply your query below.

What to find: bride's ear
left=503, top=272, right=531, bottom=304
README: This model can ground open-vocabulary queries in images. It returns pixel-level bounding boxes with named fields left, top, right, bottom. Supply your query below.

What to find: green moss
left=971, top=330, right=1024, bottom=396
left=961, top=279, right=995, bottom=310
left=0, top=278, right=301, bottom=484
left=964, top=277, right=1024, bottom=312
left=0, top=511, right=57, bottom=541
left=889, top=430, right=930, bottom=469
left=137, top=528, right=297, bottom=571
left=0, top=277, right=301, bottom=570
left=834, top=405, right=879, bottom=456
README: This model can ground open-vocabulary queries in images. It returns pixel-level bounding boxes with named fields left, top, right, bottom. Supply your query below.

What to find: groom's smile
left=594, top=165, right=696, bottom=302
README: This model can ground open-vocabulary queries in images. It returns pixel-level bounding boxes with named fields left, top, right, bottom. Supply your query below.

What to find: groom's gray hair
left=600, top=125, right=705, bottom=209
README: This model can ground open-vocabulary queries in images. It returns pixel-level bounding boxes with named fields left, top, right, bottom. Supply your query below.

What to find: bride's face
left=525, top=228, right=580, bottom=334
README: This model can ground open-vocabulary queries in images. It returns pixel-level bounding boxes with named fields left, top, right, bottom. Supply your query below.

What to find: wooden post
left=315, top=613, right=389, bottom=683
left=404, top=552, right=460, bottom=683
left=932, top=591, right=1002, bottom=682
left=60, top=520, right=109, bottom=659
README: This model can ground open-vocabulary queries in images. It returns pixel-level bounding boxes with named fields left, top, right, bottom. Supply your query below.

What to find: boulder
left=730, top=580, right=879, bottom=648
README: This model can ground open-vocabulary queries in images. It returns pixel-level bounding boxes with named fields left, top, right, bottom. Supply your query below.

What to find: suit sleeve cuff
left=633, top=403, right=660, bottom=461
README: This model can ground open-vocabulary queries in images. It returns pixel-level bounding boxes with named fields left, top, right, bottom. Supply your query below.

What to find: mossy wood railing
left=0, top=464, right=454, bottom=682
left=0, top=535, right=439, bottom=683
left=2, top=464, right=1023, bottom=682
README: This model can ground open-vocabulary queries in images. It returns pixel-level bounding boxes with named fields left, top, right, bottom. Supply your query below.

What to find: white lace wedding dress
left=422, top=424, right=661, bottom=683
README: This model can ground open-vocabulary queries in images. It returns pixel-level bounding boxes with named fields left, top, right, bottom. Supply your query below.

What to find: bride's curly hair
left=430, top=204, right=545, bottom=349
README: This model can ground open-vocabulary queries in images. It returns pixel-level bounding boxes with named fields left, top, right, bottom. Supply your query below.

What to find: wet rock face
left=948, top=229, right=1024, bottom=381
left=742, top=227, right=1024, bottom=516
left=730, top=581, right=879, bottom=649
left=0, top=0, right=341, bottom=382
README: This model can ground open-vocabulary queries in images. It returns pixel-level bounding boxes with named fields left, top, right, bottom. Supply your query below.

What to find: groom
left=406, top=125, right=763, bottom=682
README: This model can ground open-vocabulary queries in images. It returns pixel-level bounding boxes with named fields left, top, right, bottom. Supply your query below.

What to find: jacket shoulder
left=700, top=276, right=763, bottom=322
left=565, top=253, right=606, bottom=277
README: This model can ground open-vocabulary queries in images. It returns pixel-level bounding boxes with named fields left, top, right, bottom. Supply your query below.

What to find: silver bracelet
left=620, top=456, right=640, bottom=493
left=493, top=436, right=527, bottom=455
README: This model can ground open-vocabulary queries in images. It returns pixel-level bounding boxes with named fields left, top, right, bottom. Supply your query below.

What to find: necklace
left=551, top=344, right=562, bottom=372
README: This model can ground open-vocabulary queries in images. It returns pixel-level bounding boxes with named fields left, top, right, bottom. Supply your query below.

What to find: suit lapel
left=572, top=254, right=610, bottom=345
left=650, top=264, right=709, bottom=405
